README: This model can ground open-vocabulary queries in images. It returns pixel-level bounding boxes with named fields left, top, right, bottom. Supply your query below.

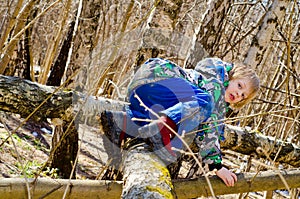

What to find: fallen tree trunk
left=0, top=178, right=123, bottom=199
left=0, top=74, right=127, bottom=123
left=0, top=75, right=73, bottom=121
left=121, top=144, right=175, bottom=198
left=173, top=168, right=300, bottom=198
left=0, top=168, right=299, bottom=198
left=0, top=74, right=299, bottom=167
left=222, top=125, right=300, bottom=167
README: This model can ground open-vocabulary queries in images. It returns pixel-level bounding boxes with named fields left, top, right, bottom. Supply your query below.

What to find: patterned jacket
left=127, top=57, right=232, bottom=166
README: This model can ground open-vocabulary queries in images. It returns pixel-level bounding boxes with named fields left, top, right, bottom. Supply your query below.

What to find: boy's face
left=225, top=78, right=251, bottom=104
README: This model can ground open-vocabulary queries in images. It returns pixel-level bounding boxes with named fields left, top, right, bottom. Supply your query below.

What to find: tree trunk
left=0, top=178, right=123, bottom=199
left=38, top=0, right=72, bottom=85
left=222, top=125, right=300, bottom=167
left=47, top=21, right=75, bottom=86
left=0, top=169, right=299, bottom=198
left=244, top=0, right=290, bottom=68
left=12, top=22, right=33, bottom=80
left=50, top=118, right=78, bottom=179
left=196, top=0, right=233, bottom=57
left=122, top=144, right=175, bottom=198
left=64, top=0, right=102, bottom=88
left=173, top=168, right=300, bottom=198
left=0, top=75, right=73, bottom=121
left=135, top=0, right=183, bottom=66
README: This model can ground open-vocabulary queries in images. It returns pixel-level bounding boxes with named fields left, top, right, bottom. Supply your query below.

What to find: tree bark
left=196, top=0, right=233, bottom=58
left=0, top=169, right=299, bottom=198
left=50, top=119, right=78, bottom=179
left=0, top=178, right=123, bottom=199
left=64, top=0, right=102, bottom=88
left=0, top=75, right=73, bottom=121
left=122, top=144, right=175, bottom=198
left=47, top=21, right=75, bottom=86
left=244, top=0, right=290, bottom=68
left=222, top=125, right=300, bottom=167
left=0, top=74, right=126, bottom=123
left=173, top=168, right=300, bottom=198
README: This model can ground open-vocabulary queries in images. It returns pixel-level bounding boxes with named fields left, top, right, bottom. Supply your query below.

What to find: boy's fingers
left=232, top=172, right=238, bottom=182
left=226, top=178, right=233, bottom=187
left=226, top=174, right=236, bottom=187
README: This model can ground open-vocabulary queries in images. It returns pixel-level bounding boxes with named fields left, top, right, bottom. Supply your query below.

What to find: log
left=173, top=168, right=300, bottom=198
left=222, top=125, right=300, bottom=167
left=0, top=75, right=73, bottom=121
left=0, top=74, right=127, bottom=124
left=0, top=169, right=299, bottom=198
left=0, top=74, right=127, bottom=179
left=0, top=178, right=122, bottom=199
left=121, top=144, right=175, bottom=198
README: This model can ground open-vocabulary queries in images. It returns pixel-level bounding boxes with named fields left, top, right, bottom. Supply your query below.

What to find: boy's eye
left=238, top=83, right=242, bottom=89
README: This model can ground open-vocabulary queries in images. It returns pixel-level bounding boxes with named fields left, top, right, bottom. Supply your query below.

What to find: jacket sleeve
left=194, top=58, right=229, bottom=169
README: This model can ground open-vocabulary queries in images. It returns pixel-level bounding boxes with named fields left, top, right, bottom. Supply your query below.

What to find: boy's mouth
left=230, top=94, right=235, bottom=101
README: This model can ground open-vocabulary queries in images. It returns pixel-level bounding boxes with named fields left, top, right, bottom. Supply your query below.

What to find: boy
left=101, top=57, right=260, bottom=186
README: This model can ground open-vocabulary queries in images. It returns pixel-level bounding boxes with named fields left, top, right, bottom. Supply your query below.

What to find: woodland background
left=0, top=0, right=299, bottom=198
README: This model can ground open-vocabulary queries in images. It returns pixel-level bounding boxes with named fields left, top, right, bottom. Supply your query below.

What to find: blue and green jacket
left=126, top=57, right=232, bottom=167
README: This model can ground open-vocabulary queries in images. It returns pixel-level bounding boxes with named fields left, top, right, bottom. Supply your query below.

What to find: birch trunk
left=244, top=0, right=290, bottom=67
left=121, top=144, right=175, bottom=198
left=196, top=0, right=233, bottom=57
left=222, top=125, right=300, bottom=167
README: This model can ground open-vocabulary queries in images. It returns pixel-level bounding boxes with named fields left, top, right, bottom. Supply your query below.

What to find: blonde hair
left=228, top=61, right=260, bottom=109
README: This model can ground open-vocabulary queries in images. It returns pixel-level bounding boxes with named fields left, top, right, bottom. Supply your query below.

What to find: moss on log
left=121, top=144, right=175, bottom=198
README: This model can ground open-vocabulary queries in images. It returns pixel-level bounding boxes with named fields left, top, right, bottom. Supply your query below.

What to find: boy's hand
left=216, top=167, right=237, bottom=187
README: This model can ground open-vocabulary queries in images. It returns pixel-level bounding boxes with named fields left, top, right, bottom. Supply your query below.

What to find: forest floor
left=0, top=113, right=106, bottom=180
left=0, top=113, right=293, bottom=198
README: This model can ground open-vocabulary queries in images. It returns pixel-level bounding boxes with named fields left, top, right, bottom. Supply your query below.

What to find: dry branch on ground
left=0, top=168, right=299, bottom=198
